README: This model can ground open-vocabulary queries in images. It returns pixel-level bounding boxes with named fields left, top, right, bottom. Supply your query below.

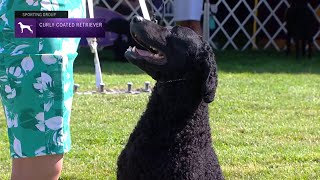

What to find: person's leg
left=294, top=38, right=300, bottom=59
left=11, top=155, right=63, bottom=180
left=176, top=20, right=202, bottom=35
left=301, top=39, right=306, bottom=57
left=0, top=2, right=86, bottom=180
left=1, top=54, right=73, bottom=179
left=307, top=37, right=313, bottom=59
left=0, top=53, right=73, bottom=180
left=188, top=20, right=203, bottom=36
left=286, top=33, right=291, bottom=56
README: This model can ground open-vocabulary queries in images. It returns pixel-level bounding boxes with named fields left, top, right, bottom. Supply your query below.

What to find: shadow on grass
left=215, top=50, right=320, bottom=74
left=75, top=47, right=320, bottom=75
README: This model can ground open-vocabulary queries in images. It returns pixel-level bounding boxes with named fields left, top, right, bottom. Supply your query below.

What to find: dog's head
left=125, top=16, right=217, bottom=103
left=18, top=22, right=22, bottom=25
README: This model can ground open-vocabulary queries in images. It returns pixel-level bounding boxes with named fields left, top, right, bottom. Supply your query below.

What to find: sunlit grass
left=0, top=48, right=319, bottom=179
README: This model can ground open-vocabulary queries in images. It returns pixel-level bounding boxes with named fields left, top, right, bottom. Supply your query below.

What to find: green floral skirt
left=0, top=0, right=86, bottom=158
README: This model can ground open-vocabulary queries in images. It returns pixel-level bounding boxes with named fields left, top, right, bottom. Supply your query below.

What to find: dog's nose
left=132, top=15, right=144, bottom=23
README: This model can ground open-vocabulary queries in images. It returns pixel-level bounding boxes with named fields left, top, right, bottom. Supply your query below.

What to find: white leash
left=87, top=0, right=104, bottom=91
left=138, top=0, right=151, bottom=20
left=85, top=0, right=150, bottom=91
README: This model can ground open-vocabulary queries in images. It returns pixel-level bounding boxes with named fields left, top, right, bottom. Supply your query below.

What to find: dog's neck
left=130, top=79, right=212, bottom=146
left=157, top=78, right=186, bottom=84
left=153, top=78, right=204, bottom=107
left=141, top=79, right=208, bottom=129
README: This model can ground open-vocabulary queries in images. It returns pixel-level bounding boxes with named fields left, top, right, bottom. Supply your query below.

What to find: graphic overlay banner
left=15, top=11, right=105, bottom=38
left=15, top=11, right=68, bottom=18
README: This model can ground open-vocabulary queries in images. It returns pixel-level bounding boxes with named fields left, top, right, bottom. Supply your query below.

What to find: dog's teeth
left=154, top=53, right=164, bottom=58
left=127, top=46, right=132, bottom=51
left=132, top=46, right=136, bottom=52
left=151, top=47, right=158, bottom=52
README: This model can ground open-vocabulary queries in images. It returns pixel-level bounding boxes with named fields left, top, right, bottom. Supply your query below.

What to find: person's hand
left=210, top=4, right=218, bottom=14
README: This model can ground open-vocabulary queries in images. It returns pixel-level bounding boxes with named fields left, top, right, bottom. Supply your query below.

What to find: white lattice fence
left=95, top=0, right=320, bottom=51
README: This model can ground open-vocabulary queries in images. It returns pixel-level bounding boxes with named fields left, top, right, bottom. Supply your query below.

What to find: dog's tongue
left=135, top=48, right=153, bottom=57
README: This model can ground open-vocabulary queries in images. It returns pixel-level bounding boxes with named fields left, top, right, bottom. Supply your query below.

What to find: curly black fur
left=117, top=16, right=224, bottom=180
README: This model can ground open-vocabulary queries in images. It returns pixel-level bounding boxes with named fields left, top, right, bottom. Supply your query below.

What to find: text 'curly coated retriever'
left=117, top=16, right=224, bottom=180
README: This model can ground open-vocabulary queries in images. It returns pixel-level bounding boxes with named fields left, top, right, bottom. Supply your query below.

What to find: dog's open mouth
left=126, top=32, right=167, bottom=65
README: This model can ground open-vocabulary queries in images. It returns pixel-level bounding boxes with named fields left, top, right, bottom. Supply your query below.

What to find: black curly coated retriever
left=117, top=16, right=224, bottom=180
left=285, top=0, right=319, bottom=58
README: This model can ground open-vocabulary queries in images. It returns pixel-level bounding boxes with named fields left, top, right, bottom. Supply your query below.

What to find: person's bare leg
left=11, top=154, right=64, bottom=180
left=176, top=21, right=189, bottom=28
left=189, top=20, right=202, bottom=36
left=176, top=20, right=202, bottom=35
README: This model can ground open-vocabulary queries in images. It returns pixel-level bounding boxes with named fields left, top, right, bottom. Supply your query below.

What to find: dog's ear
left=197, top=42, right=218, bottom=103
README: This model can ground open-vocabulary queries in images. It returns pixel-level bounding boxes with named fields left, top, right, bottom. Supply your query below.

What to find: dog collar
left=158, top=78, right=186, bottom=84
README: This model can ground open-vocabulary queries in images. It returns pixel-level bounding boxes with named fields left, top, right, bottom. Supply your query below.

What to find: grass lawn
left=0, top=48, right=319, bottom=179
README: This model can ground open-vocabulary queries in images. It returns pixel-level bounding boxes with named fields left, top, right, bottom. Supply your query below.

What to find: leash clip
left=151, top=15, right=158, bottom=24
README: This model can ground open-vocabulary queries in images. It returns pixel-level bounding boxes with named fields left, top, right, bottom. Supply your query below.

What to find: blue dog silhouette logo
left=17, top=22, right=33, bottom=34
